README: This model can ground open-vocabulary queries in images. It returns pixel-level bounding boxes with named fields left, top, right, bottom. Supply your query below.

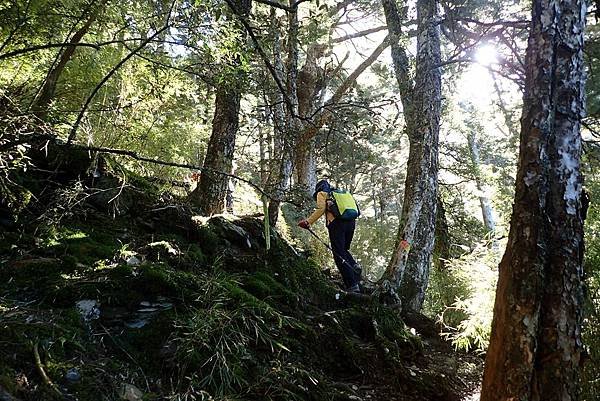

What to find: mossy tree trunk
left=480, top=0, right=587, bottom=399
left=190, top=0, right=252, bottom=216
left=378, top=0, right=441, bottom=311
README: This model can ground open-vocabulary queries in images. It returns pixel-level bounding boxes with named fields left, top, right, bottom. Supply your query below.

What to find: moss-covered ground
left=0, top=159, right=482, bottom=401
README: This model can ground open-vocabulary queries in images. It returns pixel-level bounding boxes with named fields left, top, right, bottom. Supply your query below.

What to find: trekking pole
left=306, top=227, right=354, bottom=271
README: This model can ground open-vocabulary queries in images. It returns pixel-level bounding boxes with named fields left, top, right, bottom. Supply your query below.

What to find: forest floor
left=0, top=147, right=484, bottom=401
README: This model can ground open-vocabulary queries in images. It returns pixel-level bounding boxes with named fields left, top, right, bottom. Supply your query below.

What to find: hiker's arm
left=306, top=192, right=327, bottom=225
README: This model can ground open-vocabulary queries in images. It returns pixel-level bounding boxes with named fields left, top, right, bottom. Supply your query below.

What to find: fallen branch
left=10, top=134, right=304, bottom=208
left=82, top=144, right=273, bottom=199
left=32, top=341, right=63, bottom=398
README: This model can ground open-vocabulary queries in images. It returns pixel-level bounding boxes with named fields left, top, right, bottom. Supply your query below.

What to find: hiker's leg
left=328, top=220, right=354, bottom=288
left=342, top=220, right=361, bottom=285
left=342, top=220, right=357, bottom=265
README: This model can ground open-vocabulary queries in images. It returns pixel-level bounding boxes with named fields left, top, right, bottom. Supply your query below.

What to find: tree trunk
left=467, top=131, right=496, bottom=232
left=190, top=87, right=242, bottom=215
left=189, top=0, right=251, bottom=215
left=378, top=0, right=441, bottom=311
left=294, top=44, right=326, bottom=197
left=267, top=0, right=299, bottom=225
left=30, top=9, right=99, bottom=118
left=267, top=5, right=389, bottom=222
left=480, top=0, right=586, bottom=399
left=294, top=138, right=317, bottom=196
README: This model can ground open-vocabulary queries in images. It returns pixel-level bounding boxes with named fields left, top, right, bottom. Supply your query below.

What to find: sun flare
left=475, top=45, right=498, bottom=66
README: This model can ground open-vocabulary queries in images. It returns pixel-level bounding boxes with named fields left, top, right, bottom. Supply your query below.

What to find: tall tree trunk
left=467, top=131, right=496, bottom=232
left=191, top=87, right=242, bottom=215
left=378, top=0, right=441, bottom=311
left=189, top=0, right=252, bottom=215
left=480, top=0, right=586, bottom=399
left=267, top=0, right=299, bottom=225
left=30, top=8, right=99, bottom=119
left=294, top=44, right=326, bottom=197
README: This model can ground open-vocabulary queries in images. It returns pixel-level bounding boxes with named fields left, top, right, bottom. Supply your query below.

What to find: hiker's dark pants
left=327, top=219, right=359, bottom=289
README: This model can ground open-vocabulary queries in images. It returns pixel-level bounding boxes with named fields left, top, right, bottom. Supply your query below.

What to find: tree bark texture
left=294, top=44, right=326, bottom=196
left=192, top=87, right=242, bottom=215
left=190, top=0, right=251, bottom=215
left=267, top=0, right=299, bottom=225
left=379, top=0, right=441, bottom=311
left=433, top=196, right=451, bottom=270
left=480, top=1, right=586, bottom=400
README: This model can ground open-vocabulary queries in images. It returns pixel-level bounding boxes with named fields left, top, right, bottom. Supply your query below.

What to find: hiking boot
left=347, top=284, right=361, bottom=293
left=352, top=262, right=362, bottom=276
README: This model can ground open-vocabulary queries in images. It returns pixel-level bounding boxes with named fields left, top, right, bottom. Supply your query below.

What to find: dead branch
left=32, top=342, right=63, bottom=398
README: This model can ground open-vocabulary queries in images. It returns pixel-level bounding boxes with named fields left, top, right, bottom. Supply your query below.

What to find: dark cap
left=312, top=179, right=331, bottom=200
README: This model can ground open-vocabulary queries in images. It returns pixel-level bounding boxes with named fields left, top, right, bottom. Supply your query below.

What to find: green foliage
left=169, top=275, right=287, bottom=396
left=424, top=240, right=501, bottom=353
left=581, top=155, right=600, bottom=400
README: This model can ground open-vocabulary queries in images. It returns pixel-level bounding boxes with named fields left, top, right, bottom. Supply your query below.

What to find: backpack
left=327, top=189, right=360, bottom=220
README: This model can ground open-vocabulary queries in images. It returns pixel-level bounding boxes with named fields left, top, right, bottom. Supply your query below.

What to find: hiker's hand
left=298, top=220, right=310, bottom=229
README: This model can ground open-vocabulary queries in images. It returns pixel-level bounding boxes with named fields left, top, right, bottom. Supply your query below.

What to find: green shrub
left=424, top=239, right=501, bottom=353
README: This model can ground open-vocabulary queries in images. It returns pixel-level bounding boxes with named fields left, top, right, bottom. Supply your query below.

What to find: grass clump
left=167, top=274, right=291, bottom=398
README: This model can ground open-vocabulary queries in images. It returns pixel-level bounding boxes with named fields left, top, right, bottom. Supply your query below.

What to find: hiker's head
left=313, top=179, right=331, bottom=200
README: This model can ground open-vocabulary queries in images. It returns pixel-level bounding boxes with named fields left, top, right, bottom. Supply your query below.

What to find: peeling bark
left=480, top=0, right=586, bottom=399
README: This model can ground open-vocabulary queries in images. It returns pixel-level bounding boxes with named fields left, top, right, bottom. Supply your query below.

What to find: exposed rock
left=65, top=368, right=81, bottom=383
left=126, top=256, right=141, bottom=266
left=119, top=383, right=143, bottom=401
left=76, top=299, right=100, bottom=322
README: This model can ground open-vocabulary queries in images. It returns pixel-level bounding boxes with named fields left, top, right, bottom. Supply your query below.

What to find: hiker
left=298, top=179, right=362, bottom=293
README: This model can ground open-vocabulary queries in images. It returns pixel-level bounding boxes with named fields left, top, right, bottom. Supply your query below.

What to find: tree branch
left=32, top=342, right=63, bottom=398
left=253, top=0, right=294, bottom=11
left=0, top=43, right=101, bottom=60
left=296, top=35, right=390, bottom=145
left=223, top=0, right=296, bottom=116
left=446, top=17, right=529, bottom=29
left=331, top=26, right=388, bottom=43
left=66, top=25, right=169, bottom=143
left=91, top=145, right=288, bottom=201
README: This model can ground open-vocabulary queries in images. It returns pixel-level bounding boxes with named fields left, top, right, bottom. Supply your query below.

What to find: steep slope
left=0, top=149, right=482, bottom=401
